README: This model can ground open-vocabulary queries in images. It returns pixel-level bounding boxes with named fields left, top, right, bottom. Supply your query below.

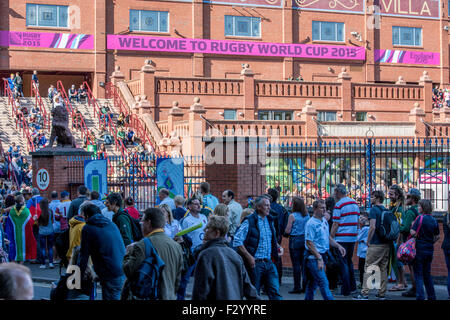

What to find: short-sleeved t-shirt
left=368, top=205, right=390, bottom=245
left=411, top=214, right=440, bottom=252
left=180, top=213, right=208, bottom=252
left=305, top=216, right=329, bottom=256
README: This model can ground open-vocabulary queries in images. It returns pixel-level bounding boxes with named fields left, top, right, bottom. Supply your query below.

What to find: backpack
left=129, top=237, right=165, bottom=300
left=375, top=205, right=400, bottom=242
left=126, top=212, right=143, bottom=242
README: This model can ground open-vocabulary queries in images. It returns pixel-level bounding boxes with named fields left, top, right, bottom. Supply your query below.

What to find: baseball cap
left=60, top=191, right=70, bottom=198
left=407, top=188, right=421, bottom=198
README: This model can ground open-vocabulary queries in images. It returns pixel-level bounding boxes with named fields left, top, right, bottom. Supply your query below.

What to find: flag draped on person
left=4, top=206, right=37, bottom=261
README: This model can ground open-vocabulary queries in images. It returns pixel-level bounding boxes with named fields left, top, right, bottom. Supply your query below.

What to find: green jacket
left=122, top=231, right=184, bottom=300
left=400, top=205, right=419, bottom=235
left=112, top=208, right=134, bottom=246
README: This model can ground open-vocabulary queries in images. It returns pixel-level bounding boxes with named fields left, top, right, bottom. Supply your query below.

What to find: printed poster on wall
left=156, top=157, right=184, bottom=205
left=107, top=34, right=366, bottom=61
left=206, top=0, right=283, bottom=7
left=0, top=31, right=94, bottom=49
left=375, top=49, right=440, bottom=65
left=84, top=160, right=108, bottom=199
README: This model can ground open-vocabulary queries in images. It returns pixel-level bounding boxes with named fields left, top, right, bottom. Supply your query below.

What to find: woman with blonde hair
left=212, top=203, right=229, bottom=218
left=160, top=204, right=180, bottom=239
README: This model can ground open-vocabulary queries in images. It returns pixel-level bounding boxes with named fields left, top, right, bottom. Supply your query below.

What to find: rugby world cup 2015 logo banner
left=375, top=49, right=440, bottom=65
left=0, top=31, right=94, bottom=49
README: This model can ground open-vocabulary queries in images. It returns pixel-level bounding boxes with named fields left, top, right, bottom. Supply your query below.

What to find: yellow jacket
left=67, top=216, right=86, bottom=261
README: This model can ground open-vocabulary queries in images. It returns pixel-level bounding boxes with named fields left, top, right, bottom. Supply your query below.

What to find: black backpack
left=129, top=237, right=165, bottom=300
left=375, top=205, right=400, bottom=242
left=124, top=210, right=143, bottom=242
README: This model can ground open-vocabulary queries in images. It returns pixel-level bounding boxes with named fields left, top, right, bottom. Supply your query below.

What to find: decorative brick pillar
left=409, top=103, right=426, bottom=138
left=110, top=66, right=125, bottom=86
left=337, top=67, right=352, bottom=121
left=168, top=101, right=184, bottom=133
left=31, top=148, right=92, bottom=200
left=241, top=64, right=256, bottom=120
left=187, top=97, right=206, bottom=157
left=419, top=71, right=433, bottom=123
left=396, top=76, right=406, bottom=85
left=140, top=59, right=156, bottom=119
left=204, top=136, right=267, bottom=207
left=137, top=95, right=152, bottom=115
left=301, top=100, right=318, bottom=141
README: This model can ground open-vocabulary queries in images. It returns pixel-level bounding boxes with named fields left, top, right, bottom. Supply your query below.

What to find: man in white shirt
left=177, top=197, right=208, bottom=300
left=222, top=190, right=243, bottom=238
left=159, top=188, right=176, bottom=211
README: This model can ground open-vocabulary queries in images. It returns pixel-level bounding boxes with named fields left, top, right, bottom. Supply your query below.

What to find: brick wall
left=1, top=0, right=449, bottom=100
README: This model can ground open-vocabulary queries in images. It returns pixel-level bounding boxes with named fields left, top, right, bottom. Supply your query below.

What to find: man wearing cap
left=400, top=188, right=421, bottom=298
left=331, top=183, right=360, bottom=296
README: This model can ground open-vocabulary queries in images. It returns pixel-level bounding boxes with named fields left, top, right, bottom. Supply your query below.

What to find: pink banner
left=292, top=0, right=364, bottom=13
left=0, top=31, right=94, bottom=49
left=206, top=0, right=283, bottom=7
left=107, top=35, right=366, bottom=60
left=374, top=0, right=439, bottom=19
left=375, top=49, right=439, bottom=65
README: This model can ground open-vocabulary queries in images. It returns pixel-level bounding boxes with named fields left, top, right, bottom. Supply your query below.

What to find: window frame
left=312, top=21, right=345, bottom=42
left=26, top=3, right=68, bottom=28
left=224, top=15, right=261, bottom=38
left=129, top=9, right=170, bottom=33
left=317, top=111, right=337, bottom=122
left=257, top=110, right=293, bottom=121
left=355, top=112, right=367, bottom=121
left=223, top=109, right=237, bottom=120
left=392, top=26, right=422, bottom=47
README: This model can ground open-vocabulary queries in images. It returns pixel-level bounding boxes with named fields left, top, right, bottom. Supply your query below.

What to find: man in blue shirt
left=233, top=196, right=282, bottom=300
left=304, top=199, right=346, bottom=300
left=199, top=182, right=218, bottom=211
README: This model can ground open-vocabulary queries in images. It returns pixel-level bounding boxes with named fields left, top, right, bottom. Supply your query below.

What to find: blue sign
left=156, top=157, right=184, bottom=205
left=84, top=159, right=108, bottom=198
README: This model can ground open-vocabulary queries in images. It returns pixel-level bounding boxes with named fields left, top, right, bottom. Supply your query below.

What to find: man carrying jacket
left=79, top=203, right=125, bottom=300
left=108, top=193, right=134, bottom=246
left=233, top=196, right=283, bottom=300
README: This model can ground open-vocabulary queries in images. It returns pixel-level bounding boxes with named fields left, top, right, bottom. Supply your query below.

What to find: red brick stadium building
left=1, top=0, right=449, bottom=98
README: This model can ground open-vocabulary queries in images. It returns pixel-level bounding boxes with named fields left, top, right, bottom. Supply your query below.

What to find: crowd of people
left=0, top=179, right=448, bottom=301
left=432, top=86, right=450, bottom=109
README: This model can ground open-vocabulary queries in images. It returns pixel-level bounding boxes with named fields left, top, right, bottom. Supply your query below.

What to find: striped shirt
left=332, top=196, right=360, bottom=243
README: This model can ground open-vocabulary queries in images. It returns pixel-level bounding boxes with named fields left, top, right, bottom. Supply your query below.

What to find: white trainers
left=39, top=265, right=46, bottom=269
left=48, top=263, right=55, bottom=269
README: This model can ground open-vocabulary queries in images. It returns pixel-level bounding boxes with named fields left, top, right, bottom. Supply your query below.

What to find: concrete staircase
left=0, top=96, right=40, bottom=156
left=0, top=96, right=123, bottom=157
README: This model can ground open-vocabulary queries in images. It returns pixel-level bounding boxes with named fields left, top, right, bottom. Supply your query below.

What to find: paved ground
left=27, top=262, right=449, bottom=301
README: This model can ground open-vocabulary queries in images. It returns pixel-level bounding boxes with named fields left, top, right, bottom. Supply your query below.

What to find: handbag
left=397, top=215, right=424, bottom=263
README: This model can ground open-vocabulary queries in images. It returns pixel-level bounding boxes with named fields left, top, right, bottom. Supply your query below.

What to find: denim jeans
left=39, top=233, right=54, bottom=264
left=444, top=250, right=450, bottom=299
left=249, top=260, right=283, bottom=300
left=337, top=241, right=357, bottom=295
left=304, top=254, right=334, bottom=300
left=413, top=251, right=436, bottom=300
left=289, top=235, right=306, bottom=291
left=33, top=225, right=43, bottom=263
left=177, top=263, right=196, bottom=300
left=101, top=276, right=124, bottom=300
